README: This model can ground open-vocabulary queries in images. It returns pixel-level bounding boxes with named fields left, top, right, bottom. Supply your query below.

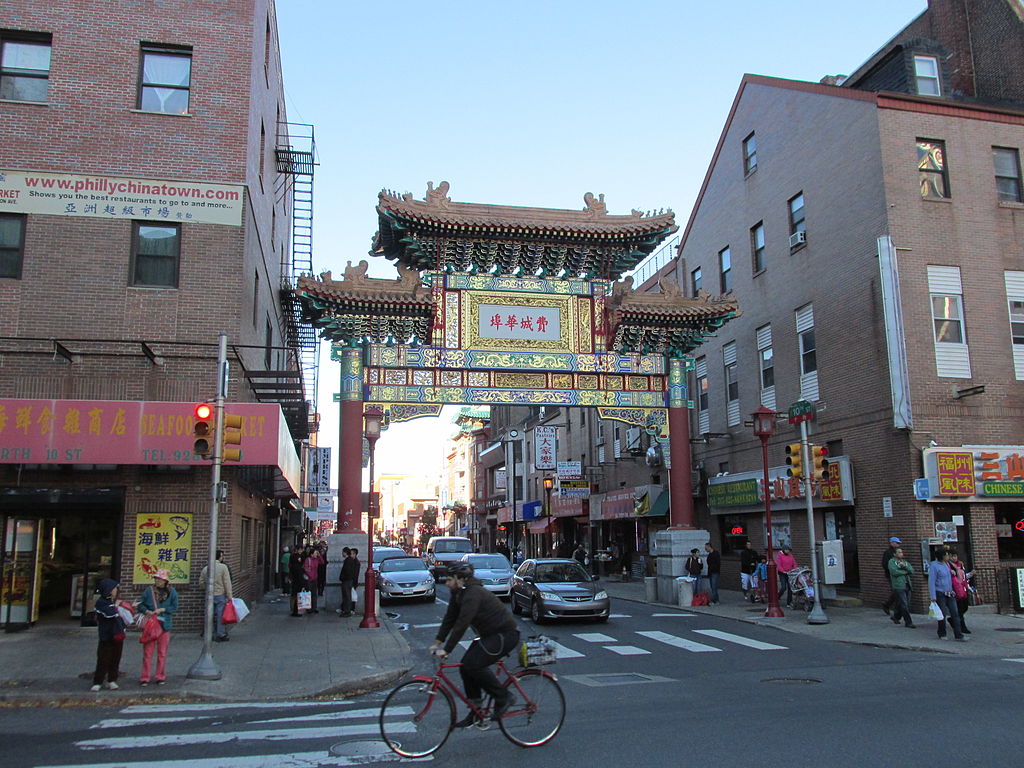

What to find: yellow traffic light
left=811, top=445, right=830, bottom=481
left=785, top=443, right=803, bottom=478
left=222, top=413, right=243, bottom=462
left=192, top=403, right=214, bottom=459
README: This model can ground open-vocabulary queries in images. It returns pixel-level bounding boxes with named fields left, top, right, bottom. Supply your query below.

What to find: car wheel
left=511, top=594, right=523, bottom=615
left=530, top=599, right=545, bottom=624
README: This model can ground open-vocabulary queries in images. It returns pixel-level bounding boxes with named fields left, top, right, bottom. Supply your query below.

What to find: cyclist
left=429, top=562, right=520, bottom=728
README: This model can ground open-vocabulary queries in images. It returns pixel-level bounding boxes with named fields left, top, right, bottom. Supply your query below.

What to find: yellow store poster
left=132, top=513, right=192, bottom=584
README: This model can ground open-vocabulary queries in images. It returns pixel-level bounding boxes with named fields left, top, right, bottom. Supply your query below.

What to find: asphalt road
left=3, top=587, right=1022, bottom=768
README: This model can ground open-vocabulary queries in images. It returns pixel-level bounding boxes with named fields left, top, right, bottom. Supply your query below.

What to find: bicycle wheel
left=498, top=669, right=565, bottom=747
left=379, top=679, right=454, bottom=758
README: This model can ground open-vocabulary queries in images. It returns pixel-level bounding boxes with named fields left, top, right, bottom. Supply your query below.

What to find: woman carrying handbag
left=137, top=569, right=178, bottom=685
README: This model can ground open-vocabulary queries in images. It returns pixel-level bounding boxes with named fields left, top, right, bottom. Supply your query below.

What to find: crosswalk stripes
left=635, top=630, right=721, bottom=653
left=692, top=629, right=788, bottom=650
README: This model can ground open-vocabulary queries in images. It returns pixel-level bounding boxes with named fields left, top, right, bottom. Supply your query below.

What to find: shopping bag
left=221, top=599, right=239, bottom=625
left=139, top=615, right=163, bottom=643
left=116, top=600, right=136, bottom=627
left=297, top=590, right=312, bottom=611
left=691, top=593, right=710, bottom=606
left=231, top=597, right=250, bottom=622
left=928, top=600, right=944, bottom=620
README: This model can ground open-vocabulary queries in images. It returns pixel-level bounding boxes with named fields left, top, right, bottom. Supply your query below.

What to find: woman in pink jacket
left=303, top=549, right=321, bottom=614
left=775, top=546, right=798, bottom=608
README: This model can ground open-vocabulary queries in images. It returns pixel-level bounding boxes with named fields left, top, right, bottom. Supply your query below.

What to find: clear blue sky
left=275, top=0, right=927, bottom=479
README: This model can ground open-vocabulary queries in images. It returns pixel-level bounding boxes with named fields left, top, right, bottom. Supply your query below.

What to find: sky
left=274, top=0, right=928, bottom=484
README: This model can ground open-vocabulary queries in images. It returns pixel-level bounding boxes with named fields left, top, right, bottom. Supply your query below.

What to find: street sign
left=914, top=478, right=931, bottom=500
left=787, top=400, right=816, bottom=424
left=557, top=461, right=581, bottom=479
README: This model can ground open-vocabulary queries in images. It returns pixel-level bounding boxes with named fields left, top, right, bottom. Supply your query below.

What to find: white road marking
left=549, top=640, right=585, bottom=659
left=693, top=629, right=787, bottom=650
left=573, top=632, right=616, bottom=643
left=36, top=749, right=428, bottom=768
left=436, top=598, right=449, bottom=606
left=608, top=614, right=631, bottom=618
left=604, top=645, right=650, bottom=655
left=75, top=722, right=412, bottom=750
left=651, top=613, right=696, bottom=617
left=91, top=716, right=208, bottom=729
left=1003, top=658, right=1024, bottom=663
left=413, top=622, right=442, bottom=628
left=636, top=630, right=721, bottom=653
left=250, top=706, right=409, bottom=724
left=121, top=700, right=355, bottom=714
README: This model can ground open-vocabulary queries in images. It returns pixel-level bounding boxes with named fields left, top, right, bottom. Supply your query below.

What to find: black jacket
left=437, top=578, right=517, bottom=653
left=740, top=547, right=759, bottom=575
left=340, top=556, right=360, bottom=585
left=290, top=553, right=307, bottom=586
left=705, top=549, right=721, bottom=574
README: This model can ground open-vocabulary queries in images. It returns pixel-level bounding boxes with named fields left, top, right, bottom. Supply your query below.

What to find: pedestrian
left=928, top=548, right=965, bottom=641
left=685, top=548, right=703, bottom=595
left=289, top=546, right=307, bottom=617
left=740, top=541, right=759, bottom=600
left=280, top=546, right=291, bottom=595
left=200, top=549, right=234, bottom=642
left=752, top=556, right=768, bottom=603
left=881, top=536, right=901, bottom=616
left=573, top=543, right=588, bottom=568
left=776, top=545, right=798, bottom=608
left=704, top=542, right=721, bottom=604
left=90, top=578, right=126, bottom=691
left=316, top=545, right=328, bottom=598
left=887, top=546, right=916, bottom=628
left=338, top=547, right=360, bottom=617
left=303, top=547, right=321, bottom=614
left=948, top=550, right=971, bottom=634
left=137, top=569, right=178, bottom=685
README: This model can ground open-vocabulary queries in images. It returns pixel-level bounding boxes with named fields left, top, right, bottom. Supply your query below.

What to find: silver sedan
left=376, top=557, right=436, bottom=602
left=460, top=553, right=514, bottom=598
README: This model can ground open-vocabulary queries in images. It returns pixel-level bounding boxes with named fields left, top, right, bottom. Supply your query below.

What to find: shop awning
left=528, top=518, right=552, bottom=534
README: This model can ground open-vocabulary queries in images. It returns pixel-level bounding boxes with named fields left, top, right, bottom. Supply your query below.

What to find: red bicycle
left=379, top=655, right=565, bottom=757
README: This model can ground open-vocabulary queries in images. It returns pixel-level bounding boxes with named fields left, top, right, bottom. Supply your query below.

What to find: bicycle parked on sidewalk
left=379, top=652, right=565, bottom=757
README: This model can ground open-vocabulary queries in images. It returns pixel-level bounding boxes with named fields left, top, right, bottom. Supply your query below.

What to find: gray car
left=460, top=553, right=514, bottom=599
left=511, top=558, right=610, bottom=623
left=376, top=556, right=436, bottom=602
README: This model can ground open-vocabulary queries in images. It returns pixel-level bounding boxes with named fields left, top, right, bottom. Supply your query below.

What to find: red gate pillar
left=667, top=357, right=695, bottom=529
left=337, top=347, right=365, bottom=534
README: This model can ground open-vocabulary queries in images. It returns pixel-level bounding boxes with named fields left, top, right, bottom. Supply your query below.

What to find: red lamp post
left=359, top=407, right=383, bottom=629
left=543, top=476, right=554, bottom=557
left=752, top=406, right=784, bottom=619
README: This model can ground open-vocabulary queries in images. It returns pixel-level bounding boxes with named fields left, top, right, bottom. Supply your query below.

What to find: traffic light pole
left=799, top=420, right=830, bottom=625
left=188, top=331, right=228, bottom=680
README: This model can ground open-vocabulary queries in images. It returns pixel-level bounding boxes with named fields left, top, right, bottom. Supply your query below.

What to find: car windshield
left=380, top=558, right=426, bottom=573
left=468, top=555, right=510, bottom=570
left=374, top=550, right=404, bottom=564
left=434, top=540, right=472, bottom=553
left=535, top=563, right=590, bottom=583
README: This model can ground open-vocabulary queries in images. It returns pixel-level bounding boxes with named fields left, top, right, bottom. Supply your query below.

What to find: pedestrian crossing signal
left=193, top=403, right=214, bottom=458
left=811, top=445, right=830, bottom=481
left=785, top=443, right=803, bottom=478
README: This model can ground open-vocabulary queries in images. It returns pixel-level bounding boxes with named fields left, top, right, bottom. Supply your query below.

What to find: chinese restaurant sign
left=922, top=446, right=1024, bottom=501
left=535, top=425, right=557, bottom=470
left=132, top=513, right=193, bottom=584
left=0, top=169, right=243, bottom=226
left=0, top=399, right=281, bottom=466
left=707, top=456, right=855, bottom=514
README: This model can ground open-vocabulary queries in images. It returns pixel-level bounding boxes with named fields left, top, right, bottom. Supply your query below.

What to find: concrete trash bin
left=644, top=576, right=658, bottom=602
left=676, top=577, right=694, bottom=608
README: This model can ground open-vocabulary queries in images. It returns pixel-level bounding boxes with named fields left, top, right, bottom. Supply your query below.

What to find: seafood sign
left=133, top=513, right=193, bottom=584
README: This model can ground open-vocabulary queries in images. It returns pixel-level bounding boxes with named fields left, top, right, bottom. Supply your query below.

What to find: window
left=927, top=266, right=971, bottom=378
left=253, top=268, right=259, bottom=325
left=742, top=132, right=757, bottom=175
left=799, top=327, right=816, bottom=374
left=691, top=267, right=702, bottom=297
left=138, top=44, right=192, bottom=114
left=788, top=193, right=805, bottom=236
left=723, top=342, right=739, bottom=427
left=695, top=356, right=709, bottom=435
left=993, top=147, right=1023, bottom=203
left=131, top=222, right=179, bottom=287
left=756, top=324, right=774, bottom=410
left=719, top=247, right=731, bottom=294
left=913, top=55, right=941, bottom=97
left=0, top=214, right=25, bottom=279
left=241, top=518, right=252, bottom=570
left=751, top=222, right=765, bottom=273
left=0, top=33, right=51, bottom=102
left=796, top=304, right=819, bottom=401
left=265, top=316, right=273, bottom=369
left=917, top=139, right=950, bottom=199
left=932, top=295, right=964, bottom=344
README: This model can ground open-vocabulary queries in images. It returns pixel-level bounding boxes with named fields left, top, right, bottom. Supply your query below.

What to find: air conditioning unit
left=789, top=231, right=807, bottom=247
left=690, top=469, right=706, bottom=496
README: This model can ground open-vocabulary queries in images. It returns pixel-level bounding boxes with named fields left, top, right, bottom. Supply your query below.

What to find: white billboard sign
left=534, top=426, right=557, bottom=470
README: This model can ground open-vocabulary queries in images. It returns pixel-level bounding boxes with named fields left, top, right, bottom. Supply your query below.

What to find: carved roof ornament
left=306, top=262, right=430, bottom=303
left=582, top=192, right=607, bottom=218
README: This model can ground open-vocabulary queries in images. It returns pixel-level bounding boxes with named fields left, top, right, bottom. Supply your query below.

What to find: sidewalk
left=0, top=592, right=412, bottom=705
left=600, top=577, right=1024, bottom=658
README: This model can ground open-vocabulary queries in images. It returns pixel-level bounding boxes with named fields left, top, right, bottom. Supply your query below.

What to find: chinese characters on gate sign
left=478, top=304, right=561, bottom=342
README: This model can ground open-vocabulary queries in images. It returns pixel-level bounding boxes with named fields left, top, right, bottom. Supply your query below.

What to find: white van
left=425, top=536, right=474, bottom=580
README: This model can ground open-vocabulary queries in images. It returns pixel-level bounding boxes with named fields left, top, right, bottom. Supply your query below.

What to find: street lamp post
left=752, top=406, right=784, bottom=619
left=543, top=476, right=554, bottom=557
left=359, top=407, right=382, bottom=629
left=504, top=430, right=520, bottom=563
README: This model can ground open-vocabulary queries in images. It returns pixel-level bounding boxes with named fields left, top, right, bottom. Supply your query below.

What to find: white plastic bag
left=928, top=600, right=944, bottom=620
left=297, top=590, right=312, bottom=611
left=231, top=597, right=250, bottom=622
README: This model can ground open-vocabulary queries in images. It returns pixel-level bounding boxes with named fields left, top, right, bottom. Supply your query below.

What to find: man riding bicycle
left=429, top=562, right=520, bottom=728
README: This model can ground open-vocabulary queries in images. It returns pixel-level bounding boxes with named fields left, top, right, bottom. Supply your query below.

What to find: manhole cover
left=762, top=677, right=822, bottom=684
left=329, top=739, right=396, bottom=758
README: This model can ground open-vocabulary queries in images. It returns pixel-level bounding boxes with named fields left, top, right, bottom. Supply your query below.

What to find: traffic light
left=222, top=413, right=243, bottom=462
left=785, top=443, right=803, bottom=478
left=192, top=403, right=214, bottom=458
left=811, top=445, right=830, bottom=481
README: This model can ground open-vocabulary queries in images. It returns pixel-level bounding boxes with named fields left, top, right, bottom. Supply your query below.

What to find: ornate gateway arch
left=295, top=184, right=739, bottom=534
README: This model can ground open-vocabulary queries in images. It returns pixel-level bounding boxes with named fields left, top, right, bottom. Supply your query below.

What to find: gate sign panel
left=480, top=304, right=561, bottom=343
left=535, top=426, right=557, bottom=470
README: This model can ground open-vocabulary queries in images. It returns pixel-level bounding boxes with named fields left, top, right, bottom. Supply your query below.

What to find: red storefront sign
left=934, top=451, right=977, bottom=497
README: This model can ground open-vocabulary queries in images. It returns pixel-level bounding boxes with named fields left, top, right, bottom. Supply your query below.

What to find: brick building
left=647, top=0, right=1024, bottom=608
left=0, top=0, right=312, bottom=631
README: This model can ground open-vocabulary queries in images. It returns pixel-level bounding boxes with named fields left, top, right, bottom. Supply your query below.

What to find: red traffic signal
left=810, top=445, right=830, bottom=480
left=193, top=403, right=214, bottom=458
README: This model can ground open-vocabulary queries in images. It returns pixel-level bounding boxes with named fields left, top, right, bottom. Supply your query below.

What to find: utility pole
left=799, top=419, right=830, bottom=625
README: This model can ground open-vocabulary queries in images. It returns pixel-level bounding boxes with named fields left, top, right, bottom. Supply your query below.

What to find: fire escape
left=275, top=123, right=320, bottom=437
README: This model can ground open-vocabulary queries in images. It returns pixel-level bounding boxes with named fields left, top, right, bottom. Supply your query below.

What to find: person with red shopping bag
left=200, top=549, right=234, bottom=642
left=136, top=569, right=178, bottom=685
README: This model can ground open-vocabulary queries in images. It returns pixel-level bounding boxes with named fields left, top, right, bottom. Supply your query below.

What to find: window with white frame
left=913, top=55, right=941, bottom=97
left=723, top=342, right=740, bottom=427
left=742, top=132, right=757, bottom=175
left=756, top=324, right=775, bottom=410
left=1006, top=271, right=1024, bottom=380
left=0, top=33, right=51, bottom=102
left=994, top=147, right=1023, bottom=203
left=691, top=267, right=702, bottom=297
left=927, top=265, right=971, bottom=378
left=751, top=222, right=765, bottom=274
left=695, top=356, right=710, bottom=435
left=719, top=247, right=732, bottom=294
left=795, top=304, right=819, bottom=401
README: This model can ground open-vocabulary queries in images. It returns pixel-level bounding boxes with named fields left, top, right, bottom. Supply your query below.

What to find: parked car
left=424, top=536, right=473, bottom=581
left=460, top=553, right=514, bottom=599
left=511, top=558, right=609, bottom=623
left=376, top=556, right=436, bottom=602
